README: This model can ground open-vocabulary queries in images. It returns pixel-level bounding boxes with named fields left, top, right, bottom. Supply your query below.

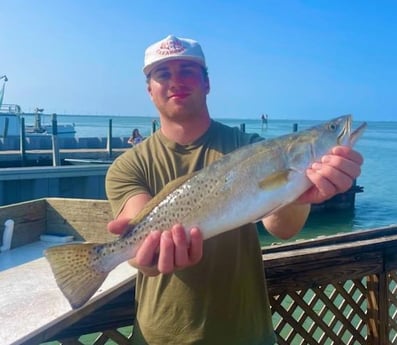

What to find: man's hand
left=297, top=146, right=363, bottom=205
left=263, top=146, right=364, bottom=240
left=108, top=218, right=203, bottom=276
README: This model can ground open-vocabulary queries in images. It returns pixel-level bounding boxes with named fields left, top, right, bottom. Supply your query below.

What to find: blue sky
left=2, top=0, right=396, bottom=121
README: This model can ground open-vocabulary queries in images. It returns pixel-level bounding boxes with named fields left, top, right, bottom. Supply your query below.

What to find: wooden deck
left=0, top=198, right=137, bottom=345
left=1, top=253, right=136, bottom=345
left=1, top=198, right=396, bottom=345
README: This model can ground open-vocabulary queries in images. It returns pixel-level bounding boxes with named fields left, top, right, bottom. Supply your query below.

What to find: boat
left=0, top=75, right=76, bottom=138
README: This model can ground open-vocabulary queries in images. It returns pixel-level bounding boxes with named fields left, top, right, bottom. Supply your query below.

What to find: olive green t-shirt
left=106, top=120, right=276, bottom=345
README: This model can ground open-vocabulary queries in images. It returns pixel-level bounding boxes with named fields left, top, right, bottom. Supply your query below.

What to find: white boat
left=0, top=75, right=76, bottom=138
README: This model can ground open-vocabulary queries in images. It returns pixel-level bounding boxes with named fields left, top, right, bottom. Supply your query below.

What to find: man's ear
left=205, top=79, right=210, bottom=95
left=147, top=84, right=153, bottom=98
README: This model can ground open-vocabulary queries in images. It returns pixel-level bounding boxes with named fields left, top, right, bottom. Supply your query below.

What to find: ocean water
left=23, top=114, right=397, bottom=243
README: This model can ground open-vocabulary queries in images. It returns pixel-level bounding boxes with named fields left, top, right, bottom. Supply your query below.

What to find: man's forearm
left=262, top=203, right=311, bottom=240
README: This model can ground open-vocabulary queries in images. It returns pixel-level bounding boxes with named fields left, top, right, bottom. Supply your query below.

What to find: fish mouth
left=349, top=121, right=367, bottom=146
left=337, top=115, right=367, bottom=146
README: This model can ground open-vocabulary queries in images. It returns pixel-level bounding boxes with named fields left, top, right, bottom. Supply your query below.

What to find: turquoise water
left=22, top=114, right=397, bottom=243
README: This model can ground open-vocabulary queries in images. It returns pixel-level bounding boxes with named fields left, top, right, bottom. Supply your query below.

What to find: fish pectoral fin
left=259, top=170, right=290, bottom=190
left=45, top=243, right=108, bottom=309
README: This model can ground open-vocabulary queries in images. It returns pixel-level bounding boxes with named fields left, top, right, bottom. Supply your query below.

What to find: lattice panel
left=388, top=271, right=397, bottom=344
left=47, top=326, right=133, bottom=345
left=42, top=271, right=397, bottom=345
left=270, top=279, right=369, bottom=345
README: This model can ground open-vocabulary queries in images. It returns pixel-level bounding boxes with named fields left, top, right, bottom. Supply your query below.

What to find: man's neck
left=159, top=114, right=211, bottom=145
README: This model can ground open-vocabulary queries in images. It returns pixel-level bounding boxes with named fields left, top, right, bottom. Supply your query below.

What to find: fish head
left=286, top=115, right=366, bottom=173
left=310, top=114, right=367, bottom=155
left=327, top=114, right=367, bottom=147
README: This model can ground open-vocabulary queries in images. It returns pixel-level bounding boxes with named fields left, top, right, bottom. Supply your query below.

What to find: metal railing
left=0, top=103, right=22, bottom=114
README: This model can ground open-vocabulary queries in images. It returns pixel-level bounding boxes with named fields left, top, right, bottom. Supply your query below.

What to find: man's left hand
left=297, top=146, right=364, bottom=205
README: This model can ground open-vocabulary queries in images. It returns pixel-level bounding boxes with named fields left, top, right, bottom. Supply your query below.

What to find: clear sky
left=2, top=0, right=396, bottom=121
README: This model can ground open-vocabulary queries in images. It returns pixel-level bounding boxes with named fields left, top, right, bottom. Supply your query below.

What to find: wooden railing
left=263, top=225, right=397, bottom=345
left=43, top=224, right=397, bottom=345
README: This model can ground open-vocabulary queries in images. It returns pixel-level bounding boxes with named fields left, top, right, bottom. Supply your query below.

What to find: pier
left=0, top=135, right=130, bottom=167
left=0, top=147, right=127, bottom=167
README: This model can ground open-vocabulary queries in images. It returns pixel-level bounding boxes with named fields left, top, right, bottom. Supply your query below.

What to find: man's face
left=147, top=60, right=210, bottom=121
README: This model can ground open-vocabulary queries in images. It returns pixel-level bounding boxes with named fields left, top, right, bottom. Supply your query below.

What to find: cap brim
left=143, top=56, right=206, bottom=76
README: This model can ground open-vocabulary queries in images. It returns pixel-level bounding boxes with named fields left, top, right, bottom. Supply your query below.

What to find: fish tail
left=45, top=243, right=108, bottom=309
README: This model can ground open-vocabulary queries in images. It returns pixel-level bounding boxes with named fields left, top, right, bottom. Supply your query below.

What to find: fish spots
left=119, top=173, right=216, bottom=242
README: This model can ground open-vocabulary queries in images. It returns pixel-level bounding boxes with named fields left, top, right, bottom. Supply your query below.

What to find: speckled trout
left=45, top=115, right=366, bottom=308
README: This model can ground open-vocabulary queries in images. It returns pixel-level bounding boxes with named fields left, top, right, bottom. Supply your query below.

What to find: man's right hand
left=108, top=217, right=203, bottom=276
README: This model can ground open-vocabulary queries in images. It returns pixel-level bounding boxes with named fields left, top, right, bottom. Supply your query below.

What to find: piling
left=2, top=118, right=9, bottom=138
left=293, top=123, right=298, bottom=132
left=107, top=119, right=113, bottom=158
left=240, top=123, right=246, bottom=133
left=19, top=118, right=26, bottom=166
left=51, top=114, right=61, bottom=166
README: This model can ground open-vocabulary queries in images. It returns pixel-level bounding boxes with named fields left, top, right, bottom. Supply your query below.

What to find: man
left=106, top=35, right=363, bottom=345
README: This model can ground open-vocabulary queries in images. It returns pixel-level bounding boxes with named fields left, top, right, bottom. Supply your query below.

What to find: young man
left=106, top=35, right=363, bottom=344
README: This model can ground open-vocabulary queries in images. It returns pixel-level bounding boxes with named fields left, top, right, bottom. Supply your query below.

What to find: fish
left=45, top=114, right=367, bottom=309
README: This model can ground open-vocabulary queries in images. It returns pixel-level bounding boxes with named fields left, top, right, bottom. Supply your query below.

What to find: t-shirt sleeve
left=105, top=152, right=149, bottom=218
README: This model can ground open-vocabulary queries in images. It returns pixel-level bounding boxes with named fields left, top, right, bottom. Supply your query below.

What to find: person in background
left=106, top=35, right=363, bottom=344
left=261, top=113, right=268, bottom=130
left=128, top=128, right=143, bottom=146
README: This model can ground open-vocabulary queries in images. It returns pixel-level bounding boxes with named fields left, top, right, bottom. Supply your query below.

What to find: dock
left=0, top=134, right=130, bottom=167
left=0, top=147, right=127, bottom=167
left=0, top=164, right=110, bottom=206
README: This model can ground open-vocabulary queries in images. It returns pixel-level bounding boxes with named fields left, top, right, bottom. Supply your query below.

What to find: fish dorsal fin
left=259, top=170, right=290, bottom=190
left=128, top=172, right=197, bottom=227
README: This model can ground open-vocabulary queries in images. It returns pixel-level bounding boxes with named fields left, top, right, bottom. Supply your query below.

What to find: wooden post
left=2, top=118, right=9, bottom=138
left=240, top=123, right=246, bottom=133
left=293, top=123, right=298, bottom=132
left=377, top=272, right=389, bottom=345
left=51, top=114, right=60, bottom=166
left=107, top=119, right=113, bottom=158
left=20, top=117, right=26, bottom=166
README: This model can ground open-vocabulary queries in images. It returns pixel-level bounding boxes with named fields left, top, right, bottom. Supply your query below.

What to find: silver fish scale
left=131, top=174, right=220, bottom=240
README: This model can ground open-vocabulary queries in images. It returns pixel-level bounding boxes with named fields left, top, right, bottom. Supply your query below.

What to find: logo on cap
left=143, top=35, right=206, bottom=76
left=156, top=36, right=186, bottom=56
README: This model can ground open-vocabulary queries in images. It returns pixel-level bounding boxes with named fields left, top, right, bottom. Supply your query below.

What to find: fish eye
left=328, top=123, right=337, bottom=131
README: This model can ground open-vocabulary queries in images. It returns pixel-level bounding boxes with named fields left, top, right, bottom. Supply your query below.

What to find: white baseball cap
left=143, top=35, right=207, bottom=76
